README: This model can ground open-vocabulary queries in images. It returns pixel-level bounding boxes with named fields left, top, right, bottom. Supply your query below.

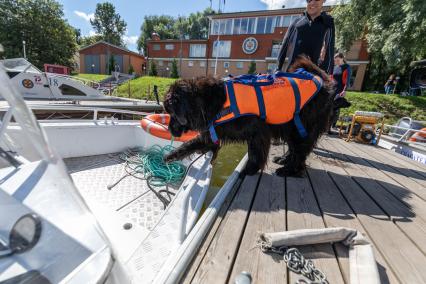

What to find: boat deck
left=64, top=152, right=179, bottom=232
left=182, top=136, right=426, bottom=284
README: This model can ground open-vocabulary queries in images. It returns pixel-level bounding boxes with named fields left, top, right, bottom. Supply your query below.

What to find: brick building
left=147, top=7, right=369, bottom=91
left=79, top=41, right=146, bottom=75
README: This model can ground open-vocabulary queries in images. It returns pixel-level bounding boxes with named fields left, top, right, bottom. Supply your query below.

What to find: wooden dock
left=182, top=136, right=426, bottom=284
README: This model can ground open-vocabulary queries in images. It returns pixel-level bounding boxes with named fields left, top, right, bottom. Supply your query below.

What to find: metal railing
left=383, top=124, right=426, bottom=147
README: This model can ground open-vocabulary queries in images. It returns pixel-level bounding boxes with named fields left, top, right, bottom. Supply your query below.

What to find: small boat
left=0, top=58, right=164, bottom=113
left=0, top=65, right=224, bottom=283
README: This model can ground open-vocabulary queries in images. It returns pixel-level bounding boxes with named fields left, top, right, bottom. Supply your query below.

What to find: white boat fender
left=256, top=227, right=380, bottom=284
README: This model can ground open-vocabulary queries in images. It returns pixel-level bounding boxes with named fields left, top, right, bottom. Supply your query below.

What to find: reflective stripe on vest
left=209, top=69, right=323, bottom=143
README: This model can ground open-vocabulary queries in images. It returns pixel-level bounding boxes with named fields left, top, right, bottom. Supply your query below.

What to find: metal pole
left=22, top=40, right=26, bottom=59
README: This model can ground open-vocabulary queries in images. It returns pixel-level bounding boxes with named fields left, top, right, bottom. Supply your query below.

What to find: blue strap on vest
left=254, top=85, right=266, bottom=120
left=287, top=77, right=308, bottom=138
left=226, top=80, right=240, bottom=116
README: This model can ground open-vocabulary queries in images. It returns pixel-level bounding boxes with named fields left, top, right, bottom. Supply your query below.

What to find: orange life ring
left=140, top=114, right=198, bottom=142
left=409, top=128, right=426, bottom=143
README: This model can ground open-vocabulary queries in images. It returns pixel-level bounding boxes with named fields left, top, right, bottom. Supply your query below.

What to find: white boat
left=378, top=117, right=426, bottom=164
left=0, top=64, right=246, bottom=283
left=0, top=58, right=164, bottom=113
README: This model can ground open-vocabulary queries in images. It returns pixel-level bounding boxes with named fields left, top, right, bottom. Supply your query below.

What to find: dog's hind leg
left=276, top=138, right=312, bottom=177
left=164, top=135, right=218, bottom=163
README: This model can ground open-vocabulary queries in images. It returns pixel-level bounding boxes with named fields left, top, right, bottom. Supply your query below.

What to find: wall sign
left=242, top=37, right=258, bottom=55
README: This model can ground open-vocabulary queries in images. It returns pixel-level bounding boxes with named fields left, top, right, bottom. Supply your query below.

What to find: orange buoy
left=141, top=114, right=198, bottom=142
left=409, top=128, right=426, bottom=143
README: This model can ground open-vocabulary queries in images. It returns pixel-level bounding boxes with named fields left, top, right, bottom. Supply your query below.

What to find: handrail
left=48, top=73, right=102, bottom=90
left=0, top=104, right=152, bottom=121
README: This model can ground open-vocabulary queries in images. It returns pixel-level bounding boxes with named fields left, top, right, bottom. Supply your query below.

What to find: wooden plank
left=371, top=144, right=426, bottom=176
left=320, top=139, right=426, bottom=255
left=327, top=138, right=426, bottom=221
left=229, top=172, right=287, bottom=283
left=188, top=174, right=261, bottom=284
left=182, top=175, right=244, bottom=282
left=286, top=174, right=345, bottom=284
left=313, top=142, right=426, bottom=283
left=350, top=141, right=426, bottom=186
left=332, top=138, right=426, bottom=201
left=306, top=154, right=399, bottom=284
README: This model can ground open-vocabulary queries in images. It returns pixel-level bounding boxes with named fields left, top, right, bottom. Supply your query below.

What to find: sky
left=58, top=0, right=339, bottom=51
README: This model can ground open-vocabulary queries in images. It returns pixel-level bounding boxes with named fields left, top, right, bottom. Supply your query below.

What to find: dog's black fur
left=163, top=56, right=335, bottom=177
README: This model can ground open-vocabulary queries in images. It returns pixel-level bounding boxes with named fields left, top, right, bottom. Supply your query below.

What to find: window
left=165, top=44, right=174, bottom=50
left=158, top=60, right=164, bottom=66
left=236, top=62, right=244, bottom=69
left=211, top=61, right=216, bottom=68
left=225, top=19, right=233, bottom=35
left=212, top=20, right=220, bottom=35
left=265, top=17, right=274, bottom=34
left=271, top=44, right=282, bottom=58
left=282, top=16, right=291, bottom=27
left=189, top=44, right=206, bottom=57
left=256, top=17, right=266, bottom=34
left=267, top=63, right=278, bottom=73
left=248, top=18, right=256, bottom=34
left=224, top=62, right=230, bottom=68
left=167, top=62, right=172, bottom=67
left=200, top=61, right=206, bottom=67
left=188, top=61, right=194, bottom=67
left=219, top=20, right=226, bottom=35
left=153, top=44, right=161, bottom=51
left=233, top=18, right=241, bottom=34
left=212, top=41, right=231, bottom=58
left=240, top=18, right=248, bottom=34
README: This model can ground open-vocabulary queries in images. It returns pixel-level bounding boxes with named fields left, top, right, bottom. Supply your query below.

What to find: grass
left=73, top=73, right=110, bottom=82
left=115, top=76, right=177, bottom=100
left=342, top=92, right=426, bottom=124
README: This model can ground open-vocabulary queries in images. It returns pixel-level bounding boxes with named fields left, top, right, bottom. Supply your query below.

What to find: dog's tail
left=288, top=55, right=334, bottom=92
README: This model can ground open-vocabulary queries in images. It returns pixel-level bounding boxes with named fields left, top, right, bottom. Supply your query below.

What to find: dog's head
left=163, top=77, right=226, bottom=137
left=333, top=97, right=351, bottom=110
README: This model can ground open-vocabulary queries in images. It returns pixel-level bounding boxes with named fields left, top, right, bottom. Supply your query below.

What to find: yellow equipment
left=339, top=111, right=385, bottom=144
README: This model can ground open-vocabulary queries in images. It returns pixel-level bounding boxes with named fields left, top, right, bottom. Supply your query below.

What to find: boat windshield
left=0, top=59, right=112, bottom=283
left=0, top=58, right=42, bottom=74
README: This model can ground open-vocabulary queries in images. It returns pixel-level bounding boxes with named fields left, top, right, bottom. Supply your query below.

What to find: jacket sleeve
left=342, top=65, right=351, bottom=92
left=277, top=21, right=296, bottom=71
left=320, top=17, right=335, bottom=75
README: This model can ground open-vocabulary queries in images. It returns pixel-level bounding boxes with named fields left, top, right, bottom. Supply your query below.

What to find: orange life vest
left=209, top=69, right=323, bottom=143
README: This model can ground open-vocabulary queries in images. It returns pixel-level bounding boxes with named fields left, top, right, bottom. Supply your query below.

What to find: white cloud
left=123, top=35, right=138, bottom=45
left=74, top=10, right=94, bottom=22
left=260, top=0, right=341, bottom=9
left=88, top=30, right=98, bottom=37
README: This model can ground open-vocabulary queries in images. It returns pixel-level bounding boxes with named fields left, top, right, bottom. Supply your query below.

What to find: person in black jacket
left=277, top=0, right=335, bottom=74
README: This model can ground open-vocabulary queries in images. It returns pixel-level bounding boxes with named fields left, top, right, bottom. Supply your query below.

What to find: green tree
left=248, top=61, right=256, bottom=74
left=0, top=0, right=77, bottom=69
left=149, top=61, right=158, bottom=76
left=137, top=8, right=215, bottom=52
left=128, top=64, right=134, bottom=75
left=90, top=2, right=127, bottom=46
left=333, top=0, right=426, bottom=91
left=170, top=59, right=179, bottom=78
left=80, top=35, right=102, bottom=47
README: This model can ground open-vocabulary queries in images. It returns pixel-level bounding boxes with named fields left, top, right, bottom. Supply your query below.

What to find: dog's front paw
left=275, top=166, right=305, bottom=177
left=163, top=152, right=178, bottom=163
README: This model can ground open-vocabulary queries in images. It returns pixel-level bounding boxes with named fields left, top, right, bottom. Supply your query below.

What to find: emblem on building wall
left=242, top=37, right=258, bottom=55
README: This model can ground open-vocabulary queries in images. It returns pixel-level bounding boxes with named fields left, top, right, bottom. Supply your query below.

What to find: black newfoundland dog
left=163, top=56, right=335, bottom=177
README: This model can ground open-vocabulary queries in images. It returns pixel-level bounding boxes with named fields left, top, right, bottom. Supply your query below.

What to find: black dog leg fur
left=164, top=136, right=219, bottom=163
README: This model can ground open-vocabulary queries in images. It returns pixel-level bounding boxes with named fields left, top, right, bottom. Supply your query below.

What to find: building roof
left=208, top=6, right=332, bottom=19
left=79, top=41, right=145, bottom=58
left=146, top=39, right=208, bottom=43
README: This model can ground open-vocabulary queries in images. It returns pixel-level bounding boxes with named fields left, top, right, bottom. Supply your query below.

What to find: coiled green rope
left=120, top=144, right=187, bottom=188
